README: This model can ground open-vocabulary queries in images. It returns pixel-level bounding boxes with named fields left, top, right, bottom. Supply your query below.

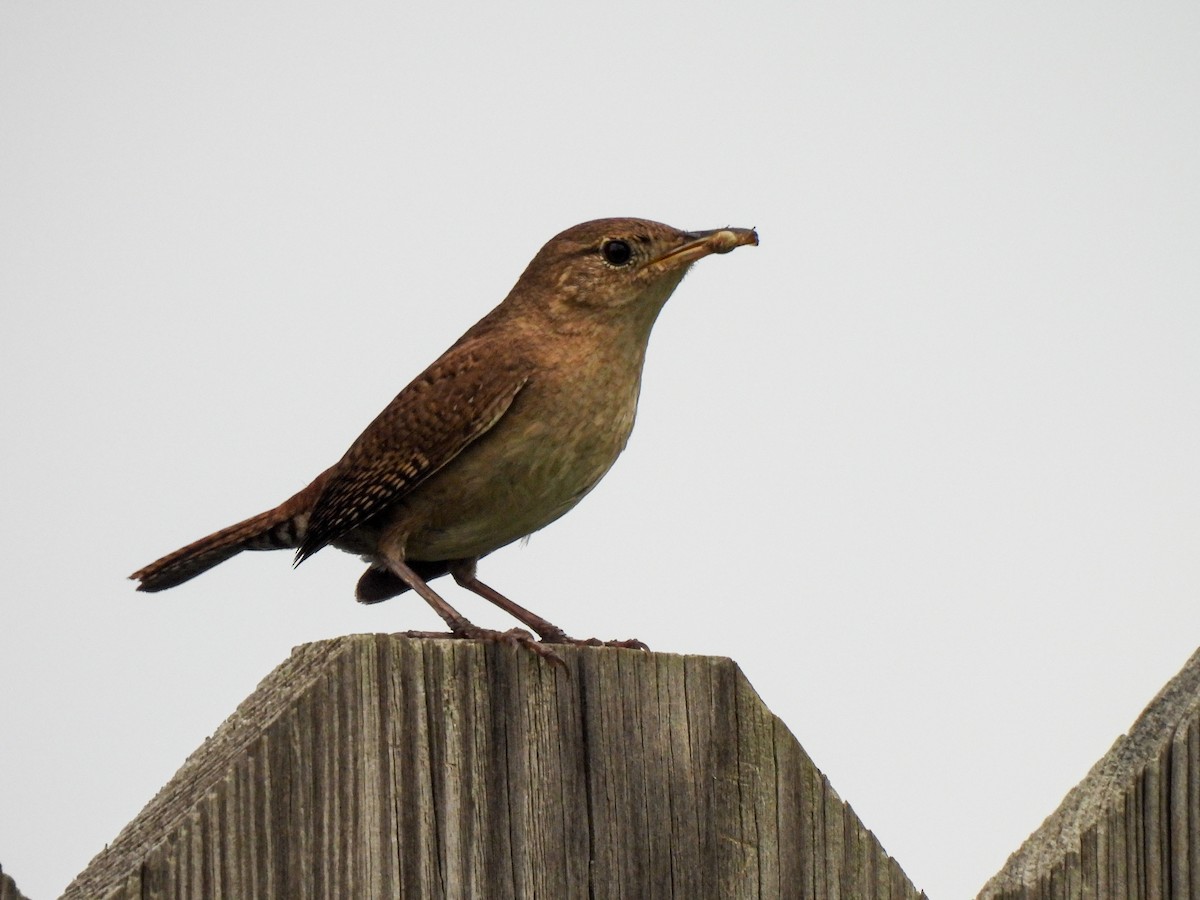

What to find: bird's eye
left=601, top=239, right=633, bottom=266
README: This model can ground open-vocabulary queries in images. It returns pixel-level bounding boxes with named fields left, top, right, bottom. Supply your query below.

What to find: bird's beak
left=650, top=227, right=759, bottom=271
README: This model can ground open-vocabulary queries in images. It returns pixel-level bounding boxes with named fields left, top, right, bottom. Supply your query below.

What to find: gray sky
left=2, top=3, right=1198, bottom=898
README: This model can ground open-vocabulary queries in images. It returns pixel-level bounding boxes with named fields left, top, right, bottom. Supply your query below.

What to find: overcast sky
left=2, top=4, right=1198, bottom=898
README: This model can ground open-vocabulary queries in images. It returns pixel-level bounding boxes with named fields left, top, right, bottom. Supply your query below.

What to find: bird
left=131, top=217, right=758, bottom=659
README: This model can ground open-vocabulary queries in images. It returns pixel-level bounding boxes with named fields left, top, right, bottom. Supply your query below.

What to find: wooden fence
left=59, top=636, right=924, bottom=899
left=6, top=639, right=1195, bottom=898
left=979, top=646, right=1200, bottom=899
left=0, top=865, right=31, bottom=900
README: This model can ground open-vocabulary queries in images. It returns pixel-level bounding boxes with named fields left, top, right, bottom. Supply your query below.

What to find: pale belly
left=374, top=386, right=638, bottom=562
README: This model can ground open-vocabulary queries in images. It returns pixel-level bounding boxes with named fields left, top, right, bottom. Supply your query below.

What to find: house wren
left=132, top=218, right=758, bottom=658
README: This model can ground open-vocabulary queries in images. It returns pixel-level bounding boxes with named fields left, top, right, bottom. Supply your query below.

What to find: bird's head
left=509, top=217, right=758, bottom=336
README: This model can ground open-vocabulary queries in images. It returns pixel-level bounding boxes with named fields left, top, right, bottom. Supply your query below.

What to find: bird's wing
left=295, top=339, right=532, bottom=562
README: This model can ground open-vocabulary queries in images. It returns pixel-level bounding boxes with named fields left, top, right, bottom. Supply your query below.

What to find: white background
left=2, top=4, right=1198, bottom=898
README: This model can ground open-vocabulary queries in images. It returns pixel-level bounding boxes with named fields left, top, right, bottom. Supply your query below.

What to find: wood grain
left=61, top=636, right=925, bottom=900
left=0, top=864, right=32, bottom=900
left=978, top=646, right=1200, bottom=900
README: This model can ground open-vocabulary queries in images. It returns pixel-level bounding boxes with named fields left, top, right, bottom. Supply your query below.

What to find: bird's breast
left=396, top=362, right=643, bottom=561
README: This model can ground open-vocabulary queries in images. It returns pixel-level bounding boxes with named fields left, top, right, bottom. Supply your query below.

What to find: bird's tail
left=132, top=471, right=332, bottom=592
left=131, top=500, right=311, bottom=592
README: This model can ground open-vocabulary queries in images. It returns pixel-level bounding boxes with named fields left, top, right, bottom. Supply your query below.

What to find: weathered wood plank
left=978, top=645, right=1200, bottom=900
left=62, top=636, right=924, bottom=899
left=0, top=864, right=32, bottom=900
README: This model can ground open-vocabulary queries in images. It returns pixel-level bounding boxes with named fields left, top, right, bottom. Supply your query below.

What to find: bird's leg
left=449, top=560, right=649, bottom=651
left=384, top=557, right=565, bottom=666
left=450, top=561, right=571, bottom=642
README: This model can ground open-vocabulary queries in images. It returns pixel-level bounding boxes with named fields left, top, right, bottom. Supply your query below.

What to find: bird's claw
left=541, top=634, right=650, bottom=651
left=402, top=626, right=567, bottom=669
left=606, top=637, right=650, bottom=651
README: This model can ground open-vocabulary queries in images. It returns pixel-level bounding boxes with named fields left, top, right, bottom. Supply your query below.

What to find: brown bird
left=132, top=218, right=758, bottom=658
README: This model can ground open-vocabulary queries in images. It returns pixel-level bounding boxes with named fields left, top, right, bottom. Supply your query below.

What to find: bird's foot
left=537, top=628, right=650, bottom=651
left=597, top=637, right=650, bottom=651
left=402, top=626, right=566, bottom=668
